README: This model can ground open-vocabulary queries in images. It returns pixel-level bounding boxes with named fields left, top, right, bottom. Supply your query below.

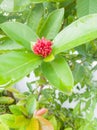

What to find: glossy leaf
left=41, top=56, right=74, bottom=93
left=0, top=22, right=38, bottom=50
left=77, top=0, right=97, bottom=18
left=26, top=95, right=37, bottom=116
left=38, top=8, right=64, bottom=39
left=0, top=51, right=42, bottom=87
left=27, top=4, right=43, bottom=32
left=0, top=39, right=24, bottom=53
left=53, top=14, right=97, bottom=55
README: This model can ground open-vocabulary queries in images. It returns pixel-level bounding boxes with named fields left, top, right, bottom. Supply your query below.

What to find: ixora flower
left=32, top=37, right=52, bottom=58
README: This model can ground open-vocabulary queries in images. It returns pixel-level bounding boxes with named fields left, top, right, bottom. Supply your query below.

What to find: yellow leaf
left=14, top=115, right=29, bottom=128
left=37, top=116, right=54, bottom=130
left=26, top=117, right=40, bottom=130
left=0, top=123, right=9, bottom=130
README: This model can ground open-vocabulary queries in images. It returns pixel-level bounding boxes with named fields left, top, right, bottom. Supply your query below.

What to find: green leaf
left=0, top=22, right=38, bottom=50
left=19, top=126, right=26, bottom=130
left=73, top=63, right=85, bottom=84
left=49, top=116, right=57, bottom=130
left=38, top=8, right=64, bottom=39
left=31, top=0, right=67, bottom=3
left=0, top=38, right=24, bottom=53
left=0, top=96, right=14, bottom=104
left=85, top=98, right=96, bottom=121
left=78, top=124, right=95, bottom=130
left=26, top=95, right=37, bottom=116
left=0, top=123, right=9, bottom=130
left=9, top=105, right=23, bottom=115
left=53, top=14, right=97, bottom=55
left=77, top=0, right=97, bottom=18
left=41, top=56, right=74, bottom=93
left=73, top=102, right=80, bottom=116
left=27, top=4, right=43, bottom=32
left=0, top=114, right=15, bottom=128
left=14, top=0, right=31, bottom=11
left=0, top=51, right=42, bottom=87
left=0, top=0, right=3, bottom=4
left=0, top=0, right=14, bottom=12
left=65, top=128, right=72, bottom=130
left=17, top=101, right=28, bottom=116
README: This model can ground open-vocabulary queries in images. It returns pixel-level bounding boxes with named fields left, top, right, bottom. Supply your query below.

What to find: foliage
left=0, top=0, right=97, bottom=130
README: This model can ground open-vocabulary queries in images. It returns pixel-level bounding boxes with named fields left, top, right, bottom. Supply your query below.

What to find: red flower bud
left=33, top=37, right=52, bottom=58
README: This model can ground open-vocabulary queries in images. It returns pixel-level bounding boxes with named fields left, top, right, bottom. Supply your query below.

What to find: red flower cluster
left=33, top=37, right=52, bottom=58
